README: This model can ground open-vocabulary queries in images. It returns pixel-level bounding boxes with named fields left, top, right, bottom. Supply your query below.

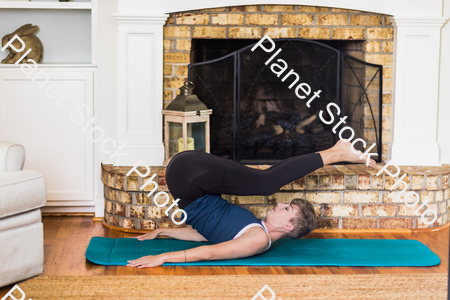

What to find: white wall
left=97, top=0, right=118, bottom=165
left=438, top=0, right=450, bottom=164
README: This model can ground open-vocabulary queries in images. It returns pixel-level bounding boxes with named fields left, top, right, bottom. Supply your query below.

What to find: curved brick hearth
left=101, top=163, right=450, bottom=231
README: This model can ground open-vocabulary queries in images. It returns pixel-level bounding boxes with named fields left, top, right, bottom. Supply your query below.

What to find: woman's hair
left=281, top=198, right=317, bottom=239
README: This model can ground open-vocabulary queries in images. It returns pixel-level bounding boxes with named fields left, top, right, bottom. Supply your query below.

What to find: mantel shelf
left=0, top=1, right=92, bottom=10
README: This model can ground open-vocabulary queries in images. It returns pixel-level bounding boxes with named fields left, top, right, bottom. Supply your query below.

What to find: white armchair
left=0, top=141, right=47, bottom=288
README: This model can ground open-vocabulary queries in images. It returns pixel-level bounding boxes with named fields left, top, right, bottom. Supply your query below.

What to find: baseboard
left=42, top=212, right=95, bottom=217
left=41, top=205, right=95, bottom=214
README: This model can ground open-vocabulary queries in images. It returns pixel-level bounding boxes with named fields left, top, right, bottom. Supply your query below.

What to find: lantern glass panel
left=167, top=121, right=207, bottom=158
left=188, top=122, right=206, bottom=152
left=168, top=121, right=182, bottom=158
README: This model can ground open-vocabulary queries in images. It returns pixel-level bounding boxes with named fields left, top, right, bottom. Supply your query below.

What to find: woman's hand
left=127, top=229, right=160, bottom=241
left=127, top=254, right=165, bottom=268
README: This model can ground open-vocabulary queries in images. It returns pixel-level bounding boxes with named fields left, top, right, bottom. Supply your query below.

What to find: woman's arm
left=158, top=227, right=208, bottom=242
left=127, top=228, right=269, bottom=268
left=128, top=227, right=208, bottom=242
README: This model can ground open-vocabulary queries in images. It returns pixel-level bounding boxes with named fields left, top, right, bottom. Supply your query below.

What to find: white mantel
left=389, top=16, right=447, bottom=166
left=117, top=0, right=443, bottom=16
left=112, top=13, right=168, bottom=166
left=112, top=0, right=450, bottom=167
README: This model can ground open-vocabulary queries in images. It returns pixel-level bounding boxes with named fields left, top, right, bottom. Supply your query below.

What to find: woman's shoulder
left=239, top=226, right=270, bottom=247
left=242, top=225, right=267, bottom=235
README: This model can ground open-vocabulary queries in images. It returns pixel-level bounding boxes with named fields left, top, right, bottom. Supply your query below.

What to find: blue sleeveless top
left=183, top=194, right=262, bottom=244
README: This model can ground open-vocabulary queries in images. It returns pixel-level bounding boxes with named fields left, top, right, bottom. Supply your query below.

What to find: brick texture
left=193, top=26, right=227, bottom=38
left=102, top=164, right=450, bottom=231
left=281, top=14, right=314, bottom=26
left=229, top=27, right=262, bottom=38
left=211, top=14, right=244, bottom=25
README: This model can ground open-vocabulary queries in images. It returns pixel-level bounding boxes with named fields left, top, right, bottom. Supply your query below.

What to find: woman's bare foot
left=333, top=139, right=377, bottom=168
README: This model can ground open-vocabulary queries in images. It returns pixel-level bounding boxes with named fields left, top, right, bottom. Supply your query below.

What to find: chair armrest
left=0, top=141, right=25, bottom=172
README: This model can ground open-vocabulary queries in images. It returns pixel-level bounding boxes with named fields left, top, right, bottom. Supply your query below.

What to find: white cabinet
left=0, top=1, right=98, bottom=213
left=0, top=68, right=95, bottom=202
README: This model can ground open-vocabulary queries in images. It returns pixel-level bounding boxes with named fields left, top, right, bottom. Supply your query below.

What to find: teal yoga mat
left=85, top=237, right=440, bottom=267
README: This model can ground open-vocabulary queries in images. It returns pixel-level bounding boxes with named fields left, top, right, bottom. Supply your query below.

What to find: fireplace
left=188, top=38, right=383, bottom=163
left=106, top=2, right=447, bottom=168
left=105, top=3, right=449, bottom=231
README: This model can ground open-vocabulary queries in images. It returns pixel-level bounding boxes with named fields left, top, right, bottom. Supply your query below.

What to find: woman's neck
left=263, top=221, right=286, bottom=243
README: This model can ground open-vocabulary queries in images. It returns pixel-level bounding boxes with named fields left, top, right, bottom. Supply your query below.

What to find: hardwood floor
left=1, top=216, right=448, bottom=295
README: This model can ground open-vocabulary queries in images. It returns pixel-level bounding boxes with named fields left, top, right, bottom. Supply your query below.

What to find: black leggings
left=165, top=151, right=324, bottom=210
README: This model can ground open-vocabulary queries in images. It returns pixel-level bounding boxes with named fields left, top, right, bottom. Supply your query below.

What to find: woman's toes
left=365, top=159, right=376, bottom=169
left=335, top=139, right=377, bottom=168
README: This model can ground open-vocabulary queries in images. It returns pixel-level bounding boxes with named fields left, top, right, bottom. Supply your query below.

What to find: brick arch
left=157, top=0, right=440, bottom=16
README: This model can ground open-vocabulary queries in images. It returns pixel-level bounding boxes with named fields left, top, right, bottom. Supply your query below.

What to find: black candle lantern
left=162, top=80, right=212, bottom=166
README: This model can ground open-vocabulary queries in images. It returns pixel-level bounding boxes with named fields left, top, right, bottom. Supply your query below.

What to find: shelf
left=0, top=63, right=97, bottom=68
left=0, top=1, right=92, bottom=9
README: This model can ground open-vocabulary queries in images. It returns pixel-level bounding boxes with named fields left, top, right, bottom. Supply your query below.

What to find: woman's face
left=266, top=202, right=299, bottom=230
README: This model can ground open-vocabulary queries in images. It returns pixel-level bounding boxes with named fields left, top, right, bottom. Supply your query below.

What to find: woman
left=126, top=140, right=376, bottom=268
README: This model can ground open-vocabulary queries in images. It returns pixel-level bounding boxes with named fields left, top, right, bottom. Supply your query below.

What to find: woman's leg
left=203, top=152, right=324, bottom=197
left=165, top=151, right=322, bottom=210
left=165, top=140, right=375, bottom=210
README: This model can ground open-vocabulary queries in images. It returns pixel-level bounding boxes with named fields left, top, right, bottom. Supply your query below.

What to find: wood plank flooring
left=1, top=216, right=448, bottom=295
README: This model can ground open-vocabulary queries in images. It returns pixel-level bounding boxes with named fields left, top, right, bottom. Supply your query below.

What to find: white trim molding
left=389, top=16, right=448, bottom=166
left=113, top=13, right=168, bottom=166
left=117, top=0, right=443, bottom=16
left=113, top=14, right=169, bottom=24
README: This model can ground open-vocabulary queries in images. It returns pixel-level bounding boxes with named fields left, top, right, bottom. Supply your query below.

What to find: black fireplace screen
left=188, top=38, right=382, bottom=164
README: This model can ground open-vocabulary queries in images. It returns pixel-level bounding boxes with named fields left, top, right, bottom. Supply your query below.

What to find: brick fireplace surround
left=162, top=5, right=393, bottom=162
left=105, top=4, right=450, bottom=232
left=102, top=163, right=450, bottom=231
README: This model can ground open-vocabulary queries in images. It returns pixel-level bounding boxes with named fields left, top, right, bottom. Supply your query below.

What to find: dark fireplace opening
left=188, top=38, right=382, bottom=164
left=191, top=39, right=366, bottom=64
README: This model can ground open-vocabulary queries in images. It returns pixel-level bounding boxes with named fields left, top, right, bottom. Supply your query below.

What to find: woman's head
left=266, top=198, right=317, bottom=239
